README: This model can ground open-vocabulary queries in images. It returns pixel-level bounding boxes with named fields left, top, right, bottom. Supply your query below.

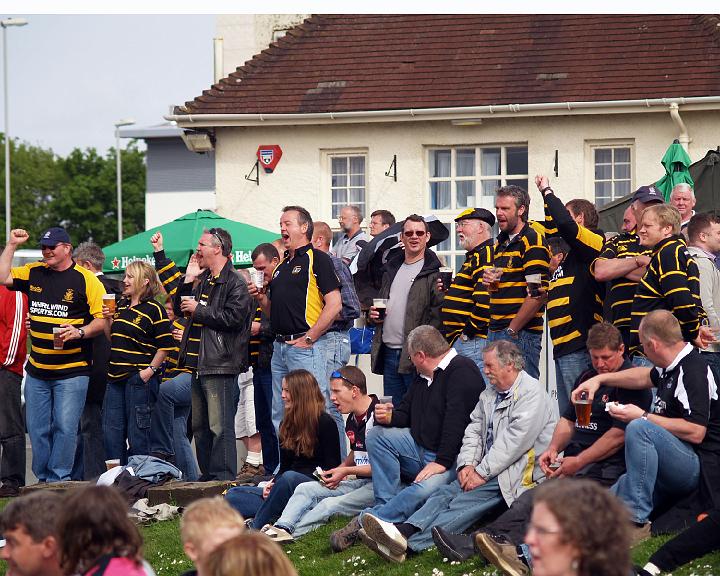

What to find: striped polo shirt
left=489, top=223, right=550, bottom=333
left=162, top=318, right=192, bottom=381
left=268, top=243, right=340, bottom=336
left=11, top=261, right=105, bottom=380
left=441, top=238, right=494, bottom=343
left=629, top=235, right=706, bottom=356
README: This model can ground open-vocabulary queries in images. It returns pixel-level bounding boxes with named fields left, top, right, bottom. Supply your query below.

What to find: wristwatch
left=641, top=411, right=649, bottom=420
left=77, top=327, right=85, bottom=339
left=304, top=335, right=314, bottom=345
left=506, top=327, right=518, bottom=339
left=149, top=365, right=159, bottom=374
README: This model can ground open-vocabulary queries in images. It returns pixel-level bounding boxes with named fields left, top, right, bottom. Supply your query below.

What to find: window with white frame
left=428, top=145, right=528, bottom=272
left=331, top=155, right=366, bottom=219
left=592, top=145, right=632, bottom=207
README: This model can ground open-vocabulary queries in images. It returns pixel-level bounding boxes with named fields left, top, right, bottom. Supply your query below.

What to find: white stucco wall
left=145, top=190, right=217, bottom=229
left=213, top=109, right=720, bottom=232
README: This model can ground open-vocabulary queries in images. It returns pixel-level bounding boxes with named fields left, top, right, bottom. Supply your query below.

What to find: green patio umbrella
left=654, top=140, right=695, bottom=201
left=102, top=210, right=278, bottom=273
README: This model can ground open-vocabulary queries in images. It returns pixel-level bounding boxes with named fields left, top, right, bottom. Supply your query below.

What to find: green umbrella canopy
left=102, top=210, right=278, bottom=273
left=655, top=141, right=695, bottom=201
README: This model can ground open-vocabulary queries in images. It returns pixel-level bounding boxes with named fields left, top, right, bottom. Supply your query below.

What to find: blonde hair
left=180, top=498, right=245, bottom=546
left=125, top=261, right=163, bottom=301
left=206, top=532, right=297, bottom=576
left=641, top=204, right=681, bottom=236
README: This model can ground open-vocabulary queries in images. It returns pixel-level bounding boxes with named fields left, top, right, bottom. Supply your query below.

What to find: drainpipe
left=213, top=37, right=224, bottom=84
left=669, top=102, right=690, bottom=152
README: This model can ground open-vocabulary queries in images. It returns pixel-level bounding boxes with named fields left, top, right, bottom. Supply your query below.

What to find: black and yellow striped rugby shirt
left=541, top=192, right=605, bottom=358
left=108, top=298, right=174, bottom=381
left=490, top=223, right=550, bottom=333
left=162, top=318, right=192, bottom=382
left=629, top=235, right=706, bottom=356
left=441, top=238, right=493, bottom=343
left=11, top=262, right=105, bottom=380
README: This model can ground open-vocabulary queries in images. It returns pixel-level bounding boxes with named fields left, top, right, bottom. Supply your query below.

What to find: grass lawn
left=2, top=501, right=719, bottom=575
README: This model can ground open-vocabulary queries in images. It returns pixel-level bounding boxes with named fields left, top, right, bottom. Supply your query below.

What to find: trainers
left=236, top=462, right=265, bottom=483
left=359, top=527, right=406, bottom=563
left=330, top=516, right=361, bottom=553
left=630, top=522, right=652, bottom=546
left=261, top=524, right=295, bottom=543
left=475, top=532, right=529, bottom=576
left=0, top=484, right=20, bottom=498
left=431, top=526, right=478, bottom=563
left=361, top=513, right=407, bottom=557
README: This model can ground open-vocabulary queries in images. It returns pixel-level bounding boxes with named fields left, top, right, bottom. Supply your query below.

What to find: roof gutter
left=164, top=96, right=720, bottom=128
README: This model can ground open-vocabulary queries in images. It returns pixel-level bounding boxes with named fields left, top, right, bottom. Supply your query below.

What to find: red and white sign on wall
left=257, top=145, right=283, bottom=173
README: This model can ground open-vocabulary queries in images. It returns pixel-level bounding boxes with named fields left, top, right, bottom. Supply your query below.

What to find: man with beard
left=333, top=205, right=370, bottom=265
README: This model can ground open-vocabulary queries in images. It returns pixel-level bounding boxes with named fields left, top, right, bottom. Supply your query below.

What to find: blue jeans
left=406, top=477, right=504, bottom=551
left=149, top=372, right=199, bottom=481
left=192, top=373, right=240, bottom=481
left=554, top=349, right=592, bottom=415
left=275, top=477, right=373, bottom=536
left=71, top=401, right=106, bottom=480
left=381, top=345, right=415, bottom=408
left=103, top=372, right=159, bottom=464
left=271, top=336, right=346, bottom=455
left=701, top=351, right=720, bottom=383
left=253, top=366, right=279, bottom=474
left=363, top=426, right=457, bottom=523
left=225, top=470, right=313, bottom=529
left=631, top=356, right=654, bottom=368
left=487, top=329, right=542, bottom=379
left=25, top=373, right=88, bottom=482
left=611, top=419, right=700, bottom=524
left=452, top=336, right=487, bottom=374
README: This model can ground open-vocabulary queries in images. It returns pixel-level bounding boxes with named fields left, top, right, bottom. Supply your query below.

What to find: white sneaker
left=262, top=524, right=295, bottom=543
left=361, top=513, right=408, bottom=556
left=359, top=528, right=406, bottom=563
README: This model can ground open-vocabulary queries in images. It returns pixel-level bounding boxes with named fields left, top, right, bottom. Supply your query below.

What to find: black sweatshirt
left=277, top=412, right=341, bottom=476
left=389, top=352, right=485, bottom=468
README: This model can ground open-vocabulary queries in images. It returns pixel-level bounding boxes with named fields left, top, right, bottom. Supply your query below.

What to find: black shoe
left=431, top=526, right=479, bottom=563
left=0, top=484, right=20, bottom=498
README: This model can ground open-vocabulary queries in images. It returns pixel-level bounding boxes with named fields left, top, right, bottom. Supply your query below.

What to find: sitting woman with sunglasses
left=225, top=369, right=341, bottom=529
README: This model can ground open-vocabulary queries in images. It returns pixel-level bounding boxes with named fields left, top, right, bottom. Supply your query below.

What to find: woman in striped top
left=102, top=261, right=174, bottom=463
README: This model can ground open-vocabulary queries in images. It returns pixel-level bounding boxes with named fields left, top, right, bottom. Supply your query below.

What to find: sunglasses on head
left=403, top=230, right=427, bottom=238
left=331, top=370, right=357, bottom=387
left=208, top=229, right=225, bottom=252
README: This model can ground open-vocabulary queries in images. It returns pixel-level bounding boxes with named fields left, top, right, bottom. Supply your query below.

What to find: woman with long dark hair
left=225, top=369, right=341, bottom=530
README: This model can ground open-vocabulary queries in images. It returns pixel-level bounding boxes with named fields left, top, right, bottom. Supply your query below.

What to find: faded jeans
left=452, top=336, right=487, bottom=374
left=554, top=349, right=592, bottom=415
left=25, top=373, right=88, bottom=482
left=381, top=345, right=415, bottom=408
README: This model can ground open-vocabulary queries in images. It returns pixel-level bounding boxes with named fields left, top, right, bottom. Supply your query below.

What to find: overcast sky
left=0, top=14, right=215, bottom=156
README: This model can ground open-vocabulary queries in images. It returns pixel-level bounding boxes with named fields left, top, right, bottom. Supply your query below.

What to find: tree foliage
left=0, top=133, right=146, bottom=246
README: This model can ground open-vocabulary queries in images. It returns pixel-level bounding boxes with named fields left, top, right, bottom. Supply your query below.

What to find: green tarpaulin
left=102, top=210, right=278, bottom=273
left=654, top=141, right=695, bottom=201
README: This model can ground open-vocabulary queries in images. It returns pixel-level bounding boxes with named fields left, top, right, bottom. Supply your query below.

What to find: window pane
left=332, top=157, right=347, bottom=174
left=435, top=223, right=452, bottom=251
left=595, top=164, right=611, bottom=180
left=350, top=173, right=365, bottom=187
left=481, top=148, right=501, bottom=176
left=614, top=163, right=630, bottom=180
left=455, top=254, right=465, bottom=272
left=507, top=179, right=529, bottom=191
left=595, top=148, right=612, bottom=163
left=615, top=180, right=631, bottom=198
left=349, top=188, right=365, bottom=204
left=331, top=204, right=342, bottom=219
left=350, top=156, right=365, bottom=174
left=456, top=181, right=476, bottom=208
left=456, top=149, right=475, bottom=177
left=430, top=181, right=451, bottom=210
left=332, top=174, right=347, bottom=188
left=595, top=181, right=611, bottom=199
left=482, top=179, right=501, bottom=196
left=332, top=189, right=346, bottom=204
left=507, top=147, right=528, bottom=175
left=614, top=148, right=630, bottom=162
left=431, top=149, right=451, bottom=178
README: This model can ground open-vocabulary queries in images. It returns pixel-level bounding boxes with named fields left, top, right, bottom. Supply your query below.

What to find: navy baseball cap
left=632, top=185, right=664, bottom=205
left=39, top=227, right=71, bottom=247
left=455, top=207, right=496, bottom=228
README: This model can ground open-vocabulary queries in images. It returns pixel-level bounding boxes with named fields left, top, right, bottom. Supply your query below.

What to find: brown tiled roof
left=180, top=14, right=720, bottom=115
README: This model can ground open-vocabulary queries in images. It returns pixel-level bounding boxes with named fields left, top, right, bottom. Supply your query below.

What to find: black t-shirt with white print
left=649, top=344, right=720, bottom=452
left=346, top=395, right=378, bottom=467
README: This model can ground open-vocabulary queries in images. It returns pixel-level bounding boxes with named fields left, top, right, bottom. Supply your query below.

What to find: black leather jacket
left=176, top=259, right=253, bottom=376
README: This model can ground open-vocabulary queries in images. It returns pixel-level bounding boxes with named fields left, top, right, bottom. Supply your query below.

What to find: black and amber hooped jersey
left=441, top=239, right=494, bottom=343
left=163, top=318, right=192, bottom=381
left=268, top=243, right=340, bottom=336
left=490, top=223, right=550, bottom=333
left=108, top=298, right=174, bottom=381
left=11, top=262, right=104, bottom=380
left=629, top=235, right=706, bottom=356
left=249, top=304, right=263, bottom=365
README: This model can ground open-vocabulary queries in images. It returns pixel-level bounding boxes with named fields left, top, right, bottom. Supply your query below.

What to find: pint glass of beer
left=525, top=273, right=542, bottom=298
left=439, top=267, right=453, bottom=291
left=373, top=298, right=389, bottom=320
left=53, top=327, right=64, bottom=350
left=103, top=293, right=116, bottom=314
left=486, top=267, right=503, bottom=293
left=181, top=295, right=194, bottom=319
left=575, top=392, right=592, bottom=427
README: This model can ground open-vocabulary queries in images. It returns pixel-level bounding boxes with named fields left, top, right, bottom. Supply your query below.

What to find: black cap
left=39, top=227, right=71, bottom=246
left=454, top=208, right=496, bottom=228
left=632, top=185, right=664, bottom=205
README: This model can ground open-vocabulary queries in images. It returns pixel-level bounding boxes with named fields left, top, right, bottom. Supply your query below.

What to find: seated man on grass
left=359, top=340, right=556, bottom=563
left=260, top=365, right=377, bottom=546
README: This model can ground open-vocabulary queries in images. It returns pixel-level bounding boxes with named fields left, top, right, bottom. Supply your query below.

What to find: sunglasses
left=403, top=230, right=427, bottom=238
left=208, top=229, right=226, bottom=252
left=331, top=370, right=357, bottom=387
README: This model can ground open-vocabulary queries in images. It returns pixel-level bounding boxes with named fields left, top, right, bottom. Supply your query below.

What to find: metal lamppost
left=114, top=118, right=135, bottom=241
left=2, top=17, right=28, bottom=242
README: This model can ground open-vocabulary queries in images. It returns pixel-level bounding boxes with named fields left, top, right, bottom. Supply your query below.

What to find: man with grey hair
left=669, top=183, right=696, bottom=232
left=359, top=339, right=555, bottom=562
left=333, top=205, right=370, bottom=265
left=71, top=242, right=122, bottom=479
left=335, top=324, right=483, bottom=559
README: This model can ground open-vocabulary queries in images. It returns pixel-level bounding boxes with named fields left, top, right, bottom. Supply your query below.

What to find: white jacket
left=456, top=370, right=557, bottom=506
left=688, top=246, right=720, bottom=353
